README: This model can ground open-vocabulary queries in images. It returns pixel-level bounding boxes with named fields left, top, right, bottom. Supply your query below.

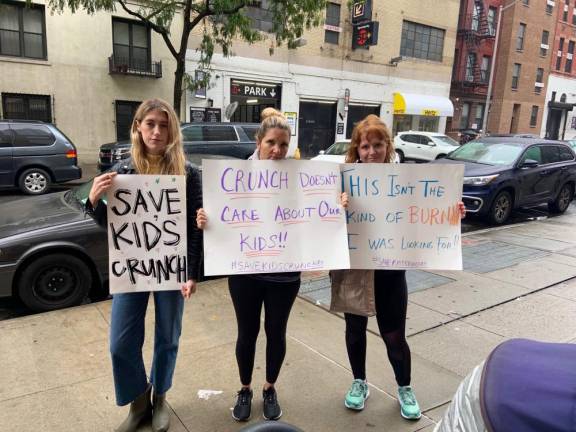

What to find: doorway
left=298, top=101, right=337, bottom=158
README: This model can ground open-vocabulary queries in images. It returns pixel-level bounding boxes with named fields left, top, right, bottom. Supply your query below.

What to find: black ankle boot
left=115, top=385, right=152, bottom=432
left=152, top=392, right=171, bottom=432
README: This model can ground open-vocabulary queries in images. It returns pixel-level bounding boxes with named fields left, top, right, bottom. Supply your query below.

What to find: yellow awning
left=393, top=92, right=454, bottom=117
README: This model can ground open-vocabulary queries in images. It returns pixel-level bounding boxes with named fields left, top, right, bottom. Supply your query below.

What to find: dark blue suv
left=431, top=137, right=576, bottom=224
left=0, top=120, right=82, bottom=195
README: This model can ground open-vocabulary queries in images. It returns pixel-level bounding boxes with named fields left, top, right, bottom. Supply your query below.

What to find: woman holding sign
left=85, top=98, right=202, bottom=432
left=196, top=109, right=304, bottom=422
left=335, top=115, right=465, bottom=421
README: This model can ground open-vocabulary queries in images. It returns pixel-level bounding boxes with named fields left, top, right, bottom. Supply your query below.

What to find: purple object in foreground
left=482, top=338, right=576, bottom=432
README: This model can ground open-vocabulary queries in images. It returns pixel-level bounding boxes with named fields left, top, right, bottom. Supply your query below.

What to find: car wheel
left=488, top=191, right=512, bottom=225
left=435, top=153, right=447, bottom=159
left=395, top=149, right=405, bottom=163
left=18, top=168, right=51, bottom=195
left=17, top=254, right=92, bottom=312
left=548, top=183, right=574, bottom=214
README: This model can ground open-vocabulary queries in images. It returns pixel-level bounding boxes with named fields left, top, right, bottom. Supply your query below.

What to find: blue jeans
left=110, top=290, right=184, bottom=406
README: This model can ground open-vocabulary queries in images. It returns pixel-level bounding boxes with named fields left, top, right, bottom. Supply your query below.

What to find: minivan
left=0, top=120, right=82, bottom=195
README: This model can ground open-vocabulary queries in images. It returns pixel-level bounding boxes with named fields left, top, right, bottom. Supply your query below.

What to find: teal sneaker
left=398, top=386, right=421, bottom=420
left=344, top=379, right=370, bottom=410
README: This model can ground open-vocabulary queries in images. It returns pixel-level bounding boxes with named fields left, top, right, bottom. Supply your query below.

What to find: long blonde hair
left=130, top=98, right=186, bottom=175
left=345, top=114, right=396, bottom=163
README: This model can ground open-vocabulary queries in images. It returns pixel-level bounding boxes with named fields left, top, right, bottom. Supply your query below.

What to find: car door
left=0, top=124, right=14, bottom=187
left=515, top=145, right=552, bottom=205
left=416, top=135, right=438, bottom=161
left=398, top=134, right=418, bottom=159
left=540, top=145, right=566, bottom=201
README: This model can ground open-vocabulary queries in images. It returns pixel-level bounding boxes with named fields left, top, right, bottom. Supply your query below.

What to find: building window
left=522, top=0, right=530, bottom=4
left=471, top=3, right=481, bottom=31
left=112, top=18, right=151, bottom=72
left=535, top=67, right=544, bottom=93
left=324, top=2, right=340, bottom=45
left=564, top=5, right=569, bottom=20
left=557, top=37, right=564, bottom=71
left=400, top=21, right=445, bottom=62
left=466, top=53, right=476, bottom=81
left=573, top=10, right=576, bottom=24
left=541, top=30, right=549, bottom=56
left=566, top=40, right=575, bottom=73
left=1, top=93, right=52, bottom=122
left=487, top=7, right=497, bottom=36
left=481, top=56, right=491, bottom=83
left=547, top=1, right=554, bottom=13
left=0, top=2, right=46, bottom=59
left=516, top=23, right=526, bottom=50
left=512, top=63, right=521, bottom=89
left=474, top=104, right=485, bottom=128
left=530, top=105, right=539, bottom=127
left=244, top=0, right=274, bottom=33
left=460, top=103, right=470, bottom=129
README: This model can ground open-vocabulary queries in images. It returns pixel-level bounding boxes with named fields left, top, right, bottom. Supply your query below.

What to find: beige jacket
left=329, top=269, right=376, bottom=316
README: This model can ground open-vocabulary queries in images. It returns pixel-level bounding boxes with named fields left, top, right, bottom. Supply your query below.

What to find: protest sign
left=107, top=175, right=188, bottom=293
left=343, top=163, right=464, bottom=270
left=202, top=159, right=350, bottom=276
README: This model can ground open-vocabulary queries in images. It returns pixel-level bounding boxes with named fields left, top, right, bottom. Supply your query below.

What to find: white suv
left=394, top=131, right=459, bottom=162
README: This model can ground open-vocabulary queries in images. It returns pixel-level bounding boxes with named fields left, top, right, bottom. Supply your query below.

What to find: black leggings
left=344, top=270, right=411, bottom=386
left=228, top=275, right=300, bottom=386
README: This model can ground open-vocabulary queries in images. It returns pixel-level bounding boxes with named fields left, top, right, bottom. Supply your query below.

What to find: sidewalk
left=1, top=210, right=576, bottom=431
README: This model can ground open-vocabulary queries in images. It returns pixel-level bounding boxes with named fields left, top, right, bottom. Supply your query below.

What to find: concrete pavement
left=1, top=209, right=576, bottom=431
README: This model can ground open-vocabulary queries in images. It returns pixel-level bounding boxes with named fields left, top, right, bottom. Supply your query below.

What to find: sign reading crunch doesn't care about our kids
left=201, top=159, right=350, bottom=276
left=201, top=160, right=464, bottom=275
left=107, top=175, right=188, bottom=293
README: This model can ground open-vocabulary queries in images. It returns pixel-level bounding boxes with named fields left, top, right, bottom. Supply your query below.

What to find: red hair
left=345, top=114, right=395, bottom=163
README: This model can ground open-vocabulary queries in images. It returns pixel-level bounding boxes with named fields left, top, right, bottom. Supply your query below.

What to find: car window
left=558, top=145, right=575, bottom=161
left=400, top=134, right=417, bottom=143
left=418, top=135, right=432, bottom=145
left=0, top=124, right=12, bottom=148
left=241, top=126, right=259, bottom=141
left=449, top=141, right=524, bottom=165
left=202, top=126, right=238, bottom=142
left=11, top=124, right=55, bottom=147
left=541, top=146, right=561, bottom=164
left=181, top=125, right=202, bottom=141
left=327, top=141, right=349, bottom=155
left=520, top=146, right=543, bottom=164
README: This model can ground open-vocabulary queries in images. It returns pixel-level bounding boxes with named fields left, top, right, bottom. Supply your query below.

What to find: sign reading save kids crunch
left=202, top=160, right=350, bottom=276
left=202, top=160, right=464, bottom=275
left=107, top=175, right=188, bottom=293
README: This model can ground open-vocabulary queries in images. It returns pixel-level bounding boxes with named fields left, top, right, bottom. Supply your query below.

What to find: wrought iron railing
left=108, top=55, right=162, bottom=78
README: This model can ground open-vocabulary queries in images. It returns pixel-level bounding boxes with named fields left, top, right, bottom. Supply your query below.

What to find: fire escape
left=454, top=0, right=496, bottom=92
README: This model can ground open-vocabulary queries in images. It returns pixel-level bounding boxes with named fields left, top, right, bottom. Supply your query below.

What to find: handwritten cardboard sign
left=202, top=159, right=350, bottom=276
left=343, top=163, right=464, bottom=270
left=107, top=175, right=188, bottom=293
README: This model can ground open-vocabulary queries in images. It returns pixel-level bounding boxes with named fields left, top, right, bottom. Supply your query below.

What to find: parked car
left=98, top=122, right=259, bottom=171
left=0, top=154, right=235, bottom=312
left=431, top=137, right=576, bottom=224
left=394, top=131, right=460, bottom=162
left=0, top=120, right=82, bottom=194
left=311, top=139, right=401, bottom=163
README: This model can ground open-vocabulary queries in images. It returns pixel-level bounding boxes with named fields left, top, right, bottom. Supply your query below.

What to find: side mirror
left=520, top=159, right=539, bottom=168
left=319, top=150, right=325, bottom=155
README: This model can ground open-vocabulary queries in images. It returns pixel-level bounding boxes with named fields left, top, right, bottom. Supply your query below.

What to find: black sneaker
left=232, top=388, right=252, bottom=421
left=262, top=387, right=282, bottom=420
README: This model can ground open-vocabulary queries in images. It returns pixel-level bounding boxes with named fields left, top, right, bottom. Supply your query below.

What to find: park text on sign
left=231, top=83, right=280, bottom=99
left=202, top=160, right=350, bottom=276
left=107, top=175, right=188, bottom=293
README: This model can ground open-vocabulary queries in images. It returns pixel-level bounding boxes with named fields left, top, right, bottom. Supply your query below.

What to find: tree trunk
left=173, top=59, right=185, bottom=119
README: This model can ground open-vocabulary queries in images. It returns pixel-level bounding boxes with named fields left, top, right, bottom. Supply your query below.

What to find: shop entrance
left=229, top=79, right=281, bottom=123
left=298, top=101, right=337, bottom=158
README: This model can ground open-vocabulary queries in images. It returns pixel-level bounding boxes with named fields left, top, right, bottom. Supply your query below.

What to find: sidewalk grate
left=462, top=240, right=549, bottom=273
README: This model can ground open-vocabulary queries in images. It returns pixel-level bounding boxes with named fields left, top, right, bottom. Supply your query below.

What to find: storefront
left=392, top=92, right=454, bottom=135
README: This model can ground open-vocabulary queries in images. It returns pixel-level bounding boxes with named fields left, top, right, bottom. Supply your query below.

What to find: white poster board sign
left=343, top=163, right=464, bottom=270
left=202, top=159, right=350, bottom=276
left=107, top=175, right=188, bottom=293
